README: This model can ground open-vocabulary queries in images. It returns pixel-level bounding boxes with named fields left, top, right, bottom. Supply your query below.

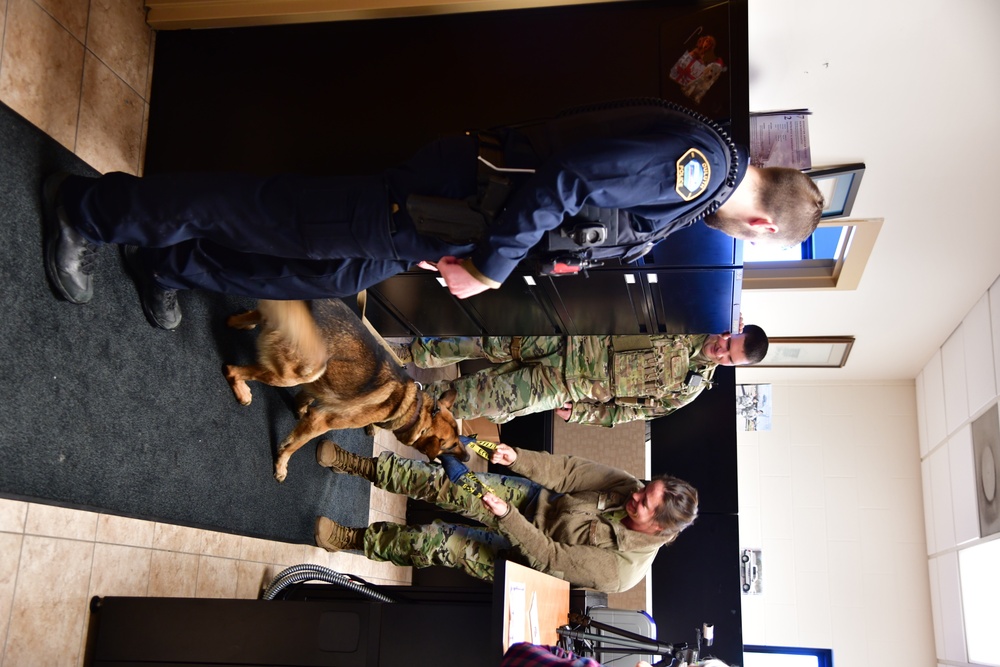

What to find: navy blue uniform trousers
left=59, top=136, right=479, bottom=299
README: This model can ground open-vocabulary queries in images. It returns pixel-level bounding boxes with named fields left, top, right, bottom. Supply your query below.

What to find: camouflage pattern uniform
left=412, top=335, right=715, bottom=427
left=364, top=451, right=540, bottom=581
left=363, top=448, right=672, bottom=592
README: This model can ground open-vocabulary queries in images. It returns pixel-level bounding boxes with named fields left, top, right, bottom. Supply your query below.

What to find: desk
left=87, top=562, right=571, bottom=665
left=493, top=560, right=571, bottom=654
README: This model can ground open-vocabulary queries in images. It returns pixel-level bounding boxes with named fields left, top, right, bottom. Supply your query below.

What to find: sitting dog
left=223, top=298, right=467, bottom=482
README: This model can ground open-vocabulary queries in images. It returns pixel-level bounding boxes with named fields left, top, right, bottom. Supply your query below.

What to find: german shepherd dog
left=223, top=299, right=467, bottom=482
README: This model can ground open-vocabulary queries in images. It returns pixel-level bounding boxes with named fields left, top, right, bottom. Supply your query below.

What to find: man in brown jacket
left=313, top=442, right=698, bottom=593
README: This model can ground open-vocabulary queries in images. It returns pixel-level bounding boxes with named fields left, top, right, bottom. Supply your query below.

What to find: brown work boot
left=316, top=440, right=377, bottom=481
left=386, top=341, right=413, bottom=365
left=314, top=517, right=364, bottom=552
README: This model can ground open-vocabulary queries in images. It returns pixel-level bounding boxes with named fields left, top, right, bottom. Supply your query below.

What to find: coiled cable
left=262, top=563, right=396, bottom=603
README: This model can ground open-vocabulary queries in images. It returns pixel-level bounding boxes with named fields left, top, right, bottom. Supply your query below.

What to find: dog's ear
left=437, top=389, right=457, bottom=410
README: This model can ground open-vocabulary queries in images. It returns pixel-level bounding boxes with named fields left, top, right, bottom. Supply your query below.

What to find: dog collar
left=393, top=387, right=425, bottom=436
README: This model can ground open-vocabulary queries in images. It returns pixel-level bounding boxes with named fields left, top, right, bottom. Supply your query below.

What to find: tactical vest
left=609, top=335, right=716, bottom=402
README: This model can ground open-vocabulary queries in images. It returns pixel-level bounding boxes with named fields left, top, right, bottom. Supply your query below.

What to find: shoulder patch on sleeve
left=675, top=148, right=711, bottom=201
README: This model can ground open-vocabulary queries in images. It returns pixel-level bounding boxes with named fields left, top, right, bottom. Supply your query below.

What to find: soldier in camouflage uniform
left=363, top=452, right=536, bottom=580
left=396, top=327, right=767, bottom=427
left=314, top=441, right=699, bottom=592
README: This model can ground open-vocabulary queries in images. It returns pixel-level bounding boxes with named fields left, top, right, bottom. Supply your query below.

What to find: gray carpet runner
left=0, top=101, right=371, bottom=544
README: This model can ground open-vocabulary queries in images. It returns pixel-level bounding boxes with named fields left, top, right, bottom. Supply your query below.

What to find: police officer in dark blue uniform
left=43, top=100, right=823, bottom=329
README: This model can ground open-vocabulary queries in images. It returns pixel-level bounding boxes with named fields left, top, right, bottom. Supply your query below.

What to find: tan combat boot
left=316, top=440, right=376, bottom=482
left=314, top=517, right=364, bottom=552
left=386, top=341, right=413, bottom=365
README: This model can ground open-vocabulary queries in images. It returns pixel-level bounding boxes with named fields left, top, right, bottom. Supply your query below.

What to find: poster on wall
left=737, top=384, right=772, bottom=431
left=749, top=110, right=812, bottom=170
left=740, top=548, right=762, bottom=594
left=659, top=2, right=732, bottom=119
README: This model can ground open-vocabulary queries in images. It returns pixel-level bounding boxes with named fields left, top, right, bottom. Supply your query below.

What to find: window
left=741, top=218, right=882, bottom=290
left=744, top=645, right=834, bottom=667
left=742, top=226, right=845, bottom=263
left=959, top=540, right=1000, bottom=666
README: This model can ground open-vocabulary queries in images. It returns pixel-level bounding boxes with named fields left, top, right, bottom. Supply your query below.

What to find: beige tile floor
left=0, top=430, right=432, bottom=667
left=1, top=0, right=151, bottom=176
left=0, top=2, right=474, bottom=664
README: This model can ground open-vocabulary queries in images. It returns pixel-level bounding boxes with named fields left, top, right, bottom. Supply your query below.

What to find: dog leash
left=461, top=434, right=499, bottom=461
left=439, top=453, right=495, bottom=499
left=355, top=289, right=410, bottom=367
left=354, top=291, right=499, bottom=455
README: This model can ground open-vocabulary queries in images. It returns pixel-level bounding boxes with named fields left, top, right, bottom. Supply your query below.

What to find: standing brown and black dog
left=223, top=299, right=467, bottom=482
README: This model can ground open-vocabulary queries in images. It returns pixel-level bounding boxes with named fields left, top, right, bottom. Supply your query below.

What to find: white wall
left=741, top=0, right=1000, bottom=381
left=915, top=274, right=1000, bottom=667
left=735, top=381, right=932, bottom=666
left=727, top=1, right=1000, bottom=664
left=736, top=272, right=1000, bottom=667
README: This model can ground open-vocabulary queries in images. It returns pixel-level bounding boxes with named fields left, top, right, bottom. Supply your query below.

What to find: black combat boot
left=42, top=173, right=99, bottom=304
left=121, top=245, right=182, bottom=330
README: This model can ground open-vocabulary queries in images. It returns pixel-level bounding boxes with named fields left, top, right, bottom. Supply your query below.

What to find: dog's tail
left=257, top=300, right=328, bottom=374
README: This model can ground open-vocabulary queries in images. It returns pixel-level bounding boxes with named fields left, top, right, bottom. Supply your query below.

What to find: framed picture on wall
left=659, top=1, right=733, bottom=119
left=737, top=384, right=772, bottom=431
left=806, top=163, right=865, bottom=219
left=757, top=336, right=855, bottom=368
